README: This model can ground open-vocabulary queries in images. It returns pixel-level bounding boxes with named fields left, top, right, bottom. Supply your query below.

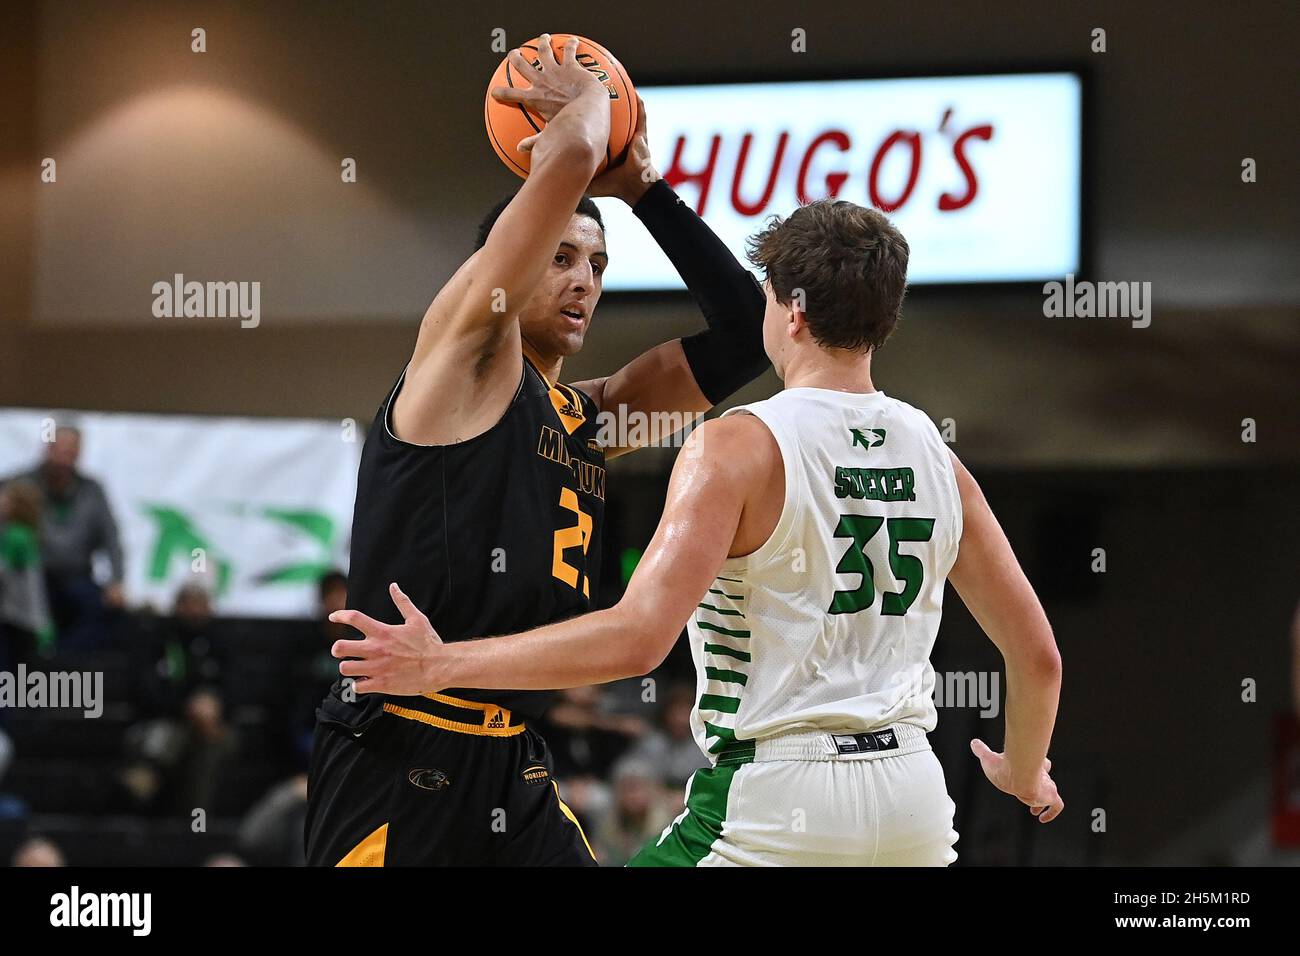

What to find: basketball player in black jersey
left=304, top=36, right=767, bottom=865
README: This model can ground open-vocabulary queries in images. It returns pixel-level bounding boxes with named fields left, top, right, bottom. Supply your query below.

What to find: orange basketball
left=485, top=34, right=637, bottom=179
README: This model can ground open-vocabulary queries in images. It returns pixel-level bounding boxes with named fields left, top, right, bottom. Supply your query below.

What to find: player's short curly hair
left=746, top=200, right=909, bottom=353
left=474, top=193, right=605, bottom=251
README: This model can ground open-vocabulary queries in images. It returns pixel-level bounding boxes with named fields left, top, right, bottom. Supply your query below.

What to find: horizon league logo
left=142, top=504, right=339, bottom=596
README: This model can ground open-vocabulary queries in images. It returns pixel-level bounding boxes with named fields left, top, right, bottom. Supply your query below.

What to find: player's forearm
left=633, top=181, right=754, bottom=299
left=531, top=86, right=609, bottom=177
left=437, top=604, right=660, bottom=692
left=1001, top=641, right=1062, bottom=788
left=632, top=181, right=767, bottom=404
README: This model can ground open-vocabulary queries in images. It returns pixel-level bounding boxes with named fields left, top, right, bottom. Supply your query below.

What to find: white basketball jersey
left=687, top=387, right=963, bottom=761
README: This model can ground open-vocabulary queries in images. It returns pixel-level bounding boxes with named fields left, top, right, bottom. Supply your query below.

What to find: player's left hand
left=970, top=738, right=1064, bottom=823
left=329, top=582, right=446, bottom=696
left=587, top=94, right=658, bottom=204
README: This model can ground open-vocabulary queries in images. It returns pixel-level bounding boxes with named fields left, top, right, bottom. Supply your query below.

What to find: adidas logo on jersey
left=547, top=384, right=587, bottom=434
left=486, top=709, right=507, bottom=729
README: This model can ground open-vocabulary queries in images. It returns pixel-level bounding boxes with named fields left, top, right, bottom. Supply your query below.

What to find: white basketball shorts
left=628, top=724, right=959, bottom=867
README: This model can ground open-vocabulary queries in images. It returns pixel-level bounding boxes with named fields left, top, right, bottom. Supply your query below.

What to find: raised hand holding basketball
left=489, top=35, right=607, bottom=152
left=485, top=33, right=638, bottom=178
left=588, top=94, right=659, bottom=204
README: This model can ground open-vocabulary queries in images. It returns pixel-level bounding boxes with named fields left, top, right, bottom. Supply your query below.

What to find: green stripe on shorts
left=627, top=758, right=752, bottom=867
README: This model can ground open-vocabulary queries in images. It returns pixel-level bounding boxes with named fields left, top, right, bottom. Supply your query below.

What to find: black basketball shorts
left=304, top=689, right=597, bottom=867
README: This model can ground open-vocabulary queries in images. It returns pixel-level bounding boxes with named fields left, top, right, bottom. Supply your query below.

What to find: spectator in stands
left=0, top=478, right=54, bottom=672
left=237, top=773, right=309, bottom=866
left=319, top=570, right=348, bottom=622
left=119, top=583, right=236, bottom=816
left=539, top=684, right=649, bottom=780
left=624, top=680, right=709, bottom=791
left=287, top=570, right=351, bottom=766
left=11, top=835, right=65, bottom=867
left=0, top=726, right=12, bottom=787
left=534, top=685, right=649, bottom=837
left=144, top=583, right=227, bottom=716
left=590, top=758, right=677, bottom=866
left=13, top=425, right=124, bottom=651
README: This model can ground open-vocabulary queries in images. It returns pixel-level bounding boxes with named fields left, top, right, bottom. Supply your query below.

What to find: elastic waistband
left=717, top=724, right=930, bottom=765
left=382, top=692, right=526, bottom=737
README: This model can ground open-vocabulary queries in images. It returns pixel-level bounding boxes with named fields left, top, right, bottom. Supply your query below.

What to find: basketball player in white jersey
left=329, top=199, right=1064, bottom=866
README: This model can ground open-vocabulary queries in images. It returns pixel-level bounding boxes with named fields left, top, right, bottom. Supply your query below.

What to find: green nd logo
left=850, top=428, right=887, bottom=450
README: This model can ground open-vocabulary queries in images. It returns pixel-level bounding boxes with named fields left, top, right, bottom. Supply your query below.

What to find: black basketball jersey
left=337, top=356, right=607, bottom=721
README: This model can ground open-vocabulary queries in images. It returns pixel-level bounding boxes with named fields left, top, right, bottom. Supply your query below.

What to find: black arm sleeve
left=631, top=179, right=768, bottom=405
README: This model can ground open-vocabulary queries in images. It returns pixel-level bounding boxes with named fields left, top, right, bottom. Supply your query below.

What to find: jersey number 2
left=552, top=487, right=592, bottom=599
left=828, top=515, right=935, bottom=616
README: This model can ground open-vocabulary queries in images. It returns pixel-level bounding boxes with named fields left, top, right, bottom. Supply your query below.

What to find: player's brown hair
left=474, top=193, right=604, bottom=251
left=746, top=200, right=909, bottom=353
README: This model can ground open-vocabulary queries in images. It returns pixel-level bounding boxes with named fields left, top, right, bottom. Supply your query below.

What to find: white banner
left=0, top=409, right=361, bottom=619
left=598, top=72, right=1081, bottom=288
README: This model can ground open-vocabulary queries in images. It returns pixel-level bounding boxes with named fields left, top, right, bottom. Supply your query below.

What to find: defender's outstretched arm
left=329, top=417, right=772, bottom=692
